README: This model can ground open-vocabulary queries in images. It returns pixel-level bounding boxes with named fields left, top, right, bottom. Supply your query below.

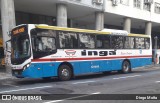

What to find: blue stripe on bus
left=22, top=58, right=152, bottom=78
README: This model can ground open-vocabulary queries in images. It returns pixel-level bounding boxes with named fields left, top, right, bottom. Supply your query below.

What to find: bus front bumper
left=12, top=69, right=24, bottom=78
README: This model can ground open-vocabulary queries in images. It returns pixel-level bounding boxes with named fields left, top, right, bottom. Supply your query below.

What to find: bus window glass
left=12, top=35, right=30, bottom=59
left=35, top=37, right=56, bottom=51
left=31, top=29, right=57, bottom=59
left=111, top=36, right=124, bottom=49
left=135, top=38, right=145, bottom=49
left=145, top=38, right=150, bottom=49
left=58, top=31, right=78, bottom=49
left=96, top=35, right=110, bottom=49
left=79, top=33, right=95, bottom=49
left=124, top=37, right=135, bottom=49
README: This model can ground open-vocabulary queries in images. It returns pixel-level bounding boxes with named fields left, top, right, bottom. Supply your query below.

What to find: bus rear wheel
left=121, top=61, right=131, bottom=73
left=58, top=65, right=72, bottom=81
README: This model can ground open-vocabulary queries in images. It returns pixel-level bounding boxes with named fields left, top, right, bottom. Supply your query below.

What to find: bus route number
left=13, top=27, right=25, bottom=35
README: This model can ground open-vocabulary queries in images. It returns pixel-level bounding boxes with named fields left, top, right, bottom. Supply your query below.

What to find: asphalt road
left=0, top=65, right=160, bottom=103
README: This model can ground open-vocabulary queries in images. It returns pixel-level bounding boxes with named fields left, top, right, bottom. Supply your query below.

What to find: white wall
left=65, top=0, right=103, bottom=10
left=151, top=0, right=160, bottom=23
left=105, top=0, right=160, bottom=23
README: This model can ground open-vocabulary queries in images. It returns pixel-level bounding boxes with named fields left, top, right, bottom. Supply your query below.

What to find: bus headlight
left=26, top=63, right=30, bottom=68
left=23, top=63, right=31, bottom=71
left=23, top=66, right=26, bottom=71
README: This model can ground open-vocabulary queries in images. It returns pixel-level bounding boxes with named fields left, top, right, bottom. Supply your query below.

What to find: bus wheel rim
left=61, top=69, right=69, bottom=77
left=124, top=63, right=129, bottom=72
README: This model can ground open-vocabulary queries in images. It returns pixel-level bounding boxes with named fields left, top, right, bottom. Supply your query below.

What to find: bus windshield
left=11, top=26, right=31, bottom=65
left=12, top=35, right=30, bottom=58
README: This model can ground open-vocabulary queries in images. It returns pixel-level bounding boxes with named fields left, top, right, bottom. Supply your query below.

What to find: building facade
left=1, top=0, right=160, bottom=47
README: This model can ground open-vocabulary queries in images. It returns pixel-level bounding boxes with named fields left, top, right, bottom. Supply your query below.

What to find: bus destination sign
left=12, top=27, right=25, bottom=35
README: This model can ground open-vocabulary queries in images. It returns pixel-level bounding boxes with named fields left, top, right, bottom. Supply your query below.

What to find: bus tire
left=121, top=61, right=131, bottom=73
left=58, top=65, right=72, bottom=81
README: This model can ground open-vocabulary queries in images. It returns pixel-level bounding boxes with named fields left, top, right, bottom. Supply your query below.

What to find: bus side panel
left=100, top=60, right=122, bottom=71
left=22, top=63, right=43, bottom=78
left=78, top=61, right=91, bottom=74
left=111, top=59, right=123, bottom=71
left=90, top=61, right=100, bottom=72
left=42, top=63, right=55, bottom=77
left=142, top=58, right=152, bottom=66
left=72, top=62, right=83, bottom=75
left=100, top=60, right=112, bottom=72
left=130, top=58, right=152, bottom=68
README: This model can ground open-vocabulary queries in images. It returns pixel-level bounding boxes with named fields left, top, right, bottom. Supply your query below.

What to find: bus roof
left=35, top=24, right=150, bottom=38
left=36, top=25, right=110, bottom=34
left=129, top=33, right=150, bottom=38
left=102, top=29, right=128, bottom=36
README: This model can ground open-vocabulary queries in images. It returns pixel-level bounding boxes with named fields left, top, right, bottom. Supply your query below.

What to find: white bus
left=11, top=24, right=152, bottom=80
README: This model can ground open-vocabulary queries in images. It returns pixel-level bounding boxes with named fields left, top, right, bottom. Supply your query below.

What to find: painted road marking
left=155, top=81, right=160, bottom=83
left=0, top=85, right=52, bottom=93
left=91, top=92, right=101, bottom=94
left=44, top=92, right=101, bottom=103
left=113, top=75, right=141, bottom=80
left=72, top=81, right=95, bottom=84
left=72, top=75, right=142, bottom=84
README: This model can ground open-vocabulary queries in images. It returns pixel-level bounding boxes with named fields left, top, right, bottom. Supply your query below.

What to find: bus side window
left=111, top=36, right=123, bottom=49
left=96, top=35, right=110, bottom=49
left=96, top=40, right=102, bottom=48
left=145, top=38, right=150, bottom=49
left=124, top=37, right=135, bottom=49
left=79, top=33, right=95, bottom=49
left=135, top=37, right=145, bottom=49
left=58, top=31, right=78, bottom=49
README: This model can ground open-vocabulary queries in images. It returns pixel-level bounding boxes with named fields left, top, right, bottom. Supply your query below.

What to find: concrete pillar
left=56, top=4, right=67, bottom=27
left=70, top=19, right=73, bottom=28
left=1, top=0, right=16, bottom=73
left=95, top=12, right=104, bottom=30
left=145, top=21, right=152, bottom=35
left=123, top=17, right=131, bottom=33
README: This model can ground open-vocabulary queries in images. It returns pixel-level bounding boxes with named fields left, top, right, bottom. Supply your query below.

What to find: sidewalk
left=0, top=66, right=14, bottom=80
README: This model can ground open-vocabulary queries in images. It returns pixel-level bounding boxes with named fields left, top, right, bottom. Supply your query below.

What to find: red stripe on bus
left=31, top=55, right=152, bottom=62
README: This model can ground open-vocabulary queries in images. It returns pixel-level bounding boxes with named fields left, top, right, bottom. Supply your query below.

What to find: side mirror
left=5, top=40, right=11, bottom=53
